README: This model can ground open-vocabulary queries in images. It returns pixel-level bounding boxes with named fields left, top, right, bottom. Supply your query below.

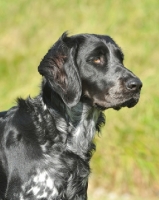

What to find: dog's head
left=38, top=32, right=142, bottom=110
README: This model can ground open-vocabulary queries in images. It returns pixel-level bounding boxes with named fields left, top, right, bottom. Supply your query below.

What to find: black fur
left=0, top=33, right=142, bottom=200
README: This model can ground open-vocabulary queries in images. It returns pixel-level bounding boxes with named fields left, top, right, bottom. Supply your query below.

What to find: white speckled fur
left=20, top=170, right=58, bottom=199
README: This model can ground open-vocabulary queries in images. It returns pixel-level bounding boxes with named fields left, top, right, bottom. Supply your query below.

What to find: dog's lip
left=113, top=98, right=139, bottom=110
left=95, top=95, right=140, bottom=111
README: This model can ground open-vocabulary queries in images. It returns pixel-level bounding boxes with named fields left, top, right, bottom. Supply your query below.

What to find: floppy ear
left=38, top=33, right=83, bottom=108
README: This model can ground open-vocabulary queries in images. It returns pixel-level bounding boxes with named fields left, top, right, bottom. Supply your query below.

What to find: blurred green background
left=0, top=0, right=159, bottom=199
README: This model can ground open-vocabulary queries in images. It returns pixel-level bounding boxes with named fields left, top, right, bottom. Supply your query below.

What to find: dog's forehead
left=79, top=34, right=120, bottom=50
left=77, top=34, right=123, bottom=59
left=84, top=34, right=115, bottom=44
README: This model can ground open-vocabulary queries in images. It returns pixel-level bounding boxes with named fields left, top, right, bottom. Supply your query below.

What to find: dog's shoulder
left=0, top=97, right=45, bottom=151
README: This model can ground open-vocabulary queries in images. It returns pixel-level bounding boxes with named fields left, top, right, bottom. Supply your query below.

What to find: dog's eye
left=93, top=55, right=105, bottom=65
left=93, top=57, right=101, bottom=64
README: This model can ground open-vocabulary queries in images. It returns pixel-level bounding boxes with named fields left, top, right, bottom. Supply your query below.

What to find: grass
left=0, top=0, right=159, bottom=199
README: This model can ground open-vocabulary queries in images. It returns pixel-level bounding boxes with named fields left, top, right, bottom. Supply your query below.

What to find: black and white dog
left=0, top=33, right=142, bottom=200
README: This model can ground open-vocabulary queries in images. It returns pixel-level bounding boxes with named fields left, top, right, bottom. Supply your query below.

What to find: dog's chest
left=20, top=153, right=89, bottom=200
left=20, top=170, right=58, bottom=200
left=20, top=104, right=100, bottom=199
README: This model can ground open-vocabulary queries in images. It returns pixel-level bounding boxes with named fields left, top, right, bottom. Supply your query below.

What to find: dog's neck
left=39, top=79, right=105, bottom=160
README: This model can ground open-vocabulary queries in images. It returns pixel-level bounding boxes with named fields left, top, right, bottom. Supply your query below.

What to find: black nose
left=126, top=78, right=142, bottom=91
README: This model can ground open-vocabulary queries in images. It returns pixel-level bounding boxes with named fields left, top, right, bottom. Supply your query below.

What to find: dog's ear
left=38, top=32, right=84, bottom=108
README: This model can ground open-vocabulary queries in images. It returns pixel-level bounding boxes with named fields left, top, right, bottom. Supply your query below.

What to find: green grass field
left=0, top=0, right=159, bottom=199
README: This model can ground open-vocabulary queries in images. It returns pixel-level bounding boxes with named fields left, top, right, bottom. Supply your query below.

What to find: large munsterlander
left=0, top=33, right=142, bottom=200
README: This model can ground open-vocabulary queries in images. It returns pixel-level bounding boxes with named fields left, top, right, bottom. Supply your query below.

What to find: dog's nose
left=126, top=78, right=142, bottom=91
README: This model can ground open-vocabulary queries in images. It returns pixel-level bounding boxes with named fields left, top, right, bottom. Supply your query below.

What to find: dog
left=0, top=32, right=142, bottom=200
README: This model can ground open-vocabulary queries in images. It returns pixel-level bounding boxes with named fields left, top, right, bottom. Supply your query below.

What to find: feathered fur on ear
left=38, top=32, right=84, bottom=108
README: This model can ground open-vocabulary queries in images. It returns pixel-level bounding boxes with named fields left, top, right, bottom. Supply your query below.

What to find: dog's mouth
left=113, top=97, right=139, bottom=110
left=95, top=95, right=140, bottom=111
left=81, top=91, right=141, bottom=111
